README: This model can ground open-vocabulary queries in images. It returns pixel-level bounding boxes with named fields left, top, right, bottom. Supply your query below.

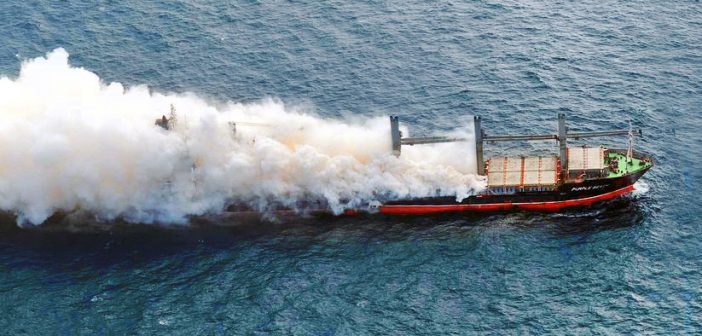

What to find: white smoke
left=0, top=48, right=485, bottom=225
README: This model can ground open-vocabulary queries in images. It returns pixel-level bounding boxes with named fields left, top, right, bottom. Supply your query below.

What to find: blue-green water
left=1, top=1, right=701, bottom=334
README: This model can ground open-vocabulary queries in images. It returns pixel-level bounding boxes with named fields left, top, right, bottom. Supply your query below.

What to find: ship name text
left=570, top=185, right=607, bottom=192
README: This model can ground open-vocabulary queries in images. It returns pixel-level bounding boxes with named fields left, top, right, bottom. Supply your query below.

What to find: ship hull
left=379, top=167, right=649, bottom=215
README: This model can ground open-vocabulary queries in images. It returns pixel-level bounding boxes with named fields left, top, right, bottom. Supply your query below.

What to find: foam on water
left=633, top=180, right=650, bottom=196
left=0, top=49, right=485, bottom=225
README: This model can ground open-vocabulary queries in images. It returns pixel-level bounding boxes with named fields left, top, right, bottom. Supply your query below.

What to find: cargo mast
left=389, top=114, right=641, bottom=181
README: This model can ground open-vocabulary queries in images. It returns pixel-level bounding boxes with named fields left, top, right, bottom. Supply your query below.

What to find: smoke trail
left=0, top=49, right=485, bottom=225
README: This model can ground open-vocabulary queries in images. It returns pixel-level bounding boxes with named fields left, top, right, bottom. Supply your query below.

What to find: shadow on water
left=509, top=197, right=649, bottom=236
left=0, top=196, right=648, bottom=272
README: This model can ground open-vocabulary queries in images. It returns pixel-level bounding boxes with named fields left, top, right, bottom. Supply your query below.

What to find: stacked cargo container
left=486, top=156, right=559, bottom=194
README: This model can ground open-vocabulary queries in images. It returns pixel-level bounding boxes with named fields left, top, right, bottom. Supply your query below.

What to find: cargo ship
left=377, top=114, right=653, bottom=215
left=162, top=110, right=652, bottom=219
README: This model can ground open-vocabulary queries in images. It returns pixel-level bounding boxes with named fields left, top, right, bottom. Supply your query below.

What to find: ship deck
left=606, top=152, right=652, bottom=178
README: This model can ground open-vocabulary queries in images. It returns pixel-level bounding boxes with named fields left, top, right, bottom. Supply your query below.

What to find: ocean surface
left=1, top=0, right=701, bottom=334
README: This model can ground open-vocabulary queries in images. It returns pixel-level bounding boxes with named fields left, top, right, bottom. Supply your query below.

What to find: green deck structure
left=606, top=152, right=651, bottom=178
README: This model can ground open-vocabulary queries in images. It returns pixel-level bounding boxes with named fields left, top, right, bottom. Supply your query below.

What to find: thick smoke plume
left=0, top=49, right=485, bottom=225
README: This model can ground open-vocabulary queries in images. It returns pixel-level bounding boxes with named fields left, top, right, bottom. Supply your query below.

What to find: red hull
left=378, top=185, right=635, bottom=215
